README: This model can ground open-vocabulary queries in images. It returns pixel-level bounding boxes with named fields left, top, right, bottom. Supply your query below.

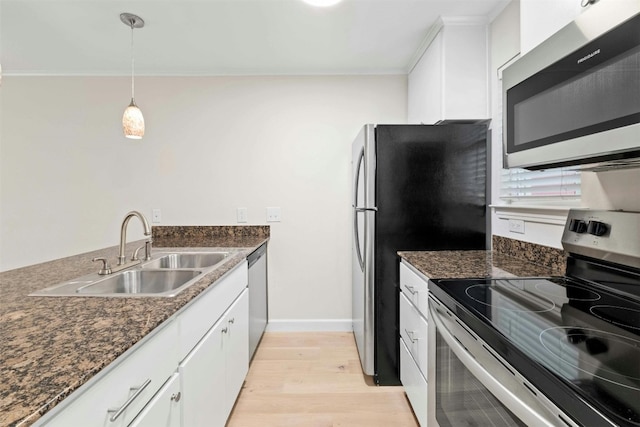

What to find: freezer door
left=352, top=124, right=376, bottom=376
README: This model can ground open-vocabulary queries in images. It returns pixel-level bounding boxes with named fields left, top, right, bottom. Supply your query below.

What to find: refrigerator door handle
left=355, top=206, right=378, bottom=212
left=353, top=147, right=367, bottom=273
left=354, top=210, right=365, bottom=272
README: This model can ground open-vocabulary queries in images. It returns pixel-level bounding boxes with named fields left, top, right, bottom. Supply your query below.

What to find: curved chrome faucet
left=118, top=211, right=152, bottom=265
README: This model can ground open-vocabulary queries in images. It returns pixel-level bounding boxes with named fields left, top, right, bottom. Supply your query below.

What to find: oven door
left=427, top=296, right=578, bottom=427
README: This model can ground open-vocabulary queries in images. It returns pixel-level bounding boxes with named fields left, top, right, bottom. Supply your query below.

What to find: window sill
left=490, top=204, right=578, bottom=226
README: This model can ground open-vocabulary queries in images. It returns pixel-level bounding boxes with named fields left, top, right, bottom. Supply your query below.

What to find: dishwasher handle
left=248, top=243, right=267, bottom=267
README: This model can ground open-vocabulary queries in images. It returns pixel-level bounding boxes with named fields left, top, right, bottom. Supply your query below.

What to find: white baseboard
left=265, top=319, right=353, bottom=332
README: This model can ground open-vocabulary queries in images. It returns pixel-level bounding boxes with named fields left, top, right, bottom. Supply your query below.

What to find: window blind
left=500, top=167, right=581, bottom=202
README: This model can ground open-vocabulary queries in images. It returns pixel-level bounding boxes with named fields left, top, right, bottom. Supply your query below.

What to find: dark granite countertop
left=398, top=250, right=559, bottom=280
left=0, top=226, right=268, bottom=427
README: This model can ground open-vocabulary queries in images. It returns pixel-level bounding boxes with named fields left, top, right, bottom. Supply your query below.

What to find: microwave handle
left=429, top=303, right=563, bottom=427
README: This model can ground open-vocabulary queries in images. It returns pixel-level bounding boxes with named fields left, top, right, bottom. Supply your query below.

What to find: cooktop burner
left=535, top=279, right=601, bottom=301
left=465, top=283, right=556, bottom=312
left=539, top=327, right=640, bottom=389
left=590, top=305, right=640, bottom=330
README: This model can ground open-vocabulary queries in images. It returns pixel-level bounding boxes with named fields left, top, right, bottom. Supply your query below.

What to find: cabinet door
left=400, top=339, right=428, bottom=427
left=224, top=289, right=249, bottom=415
left=128, top=373, right=181, bottom=427
left=180, top=316, right=227, bottom=427
left=178, top=261, right=248, bottom=361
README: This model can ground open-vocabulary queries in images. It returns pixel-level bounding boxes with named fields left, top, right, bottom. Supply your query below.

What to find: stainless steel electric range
left=428, top=210, right=640, bottom=427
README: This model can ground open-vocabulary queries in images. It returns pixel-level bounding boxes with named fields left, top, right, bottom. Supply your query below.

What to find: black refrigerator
left=352, top=124, right=488, bottom=385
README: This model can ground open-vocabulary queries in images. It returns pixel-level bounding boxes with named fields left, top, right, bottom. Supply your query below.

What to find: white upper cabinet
left=408, top=17, right=489, bottom=124
left=520, top=0, right=587, bottom=55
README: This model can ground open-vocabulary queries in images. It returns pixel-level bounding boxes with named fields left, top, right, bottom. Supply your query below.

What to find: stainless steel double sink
left=30, top=252, right=230, bottom=297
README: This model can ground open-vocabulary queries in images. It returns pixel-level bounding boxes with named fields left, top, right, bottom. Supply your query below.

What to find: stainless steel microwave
left=503, top=1, right=640, bottom=171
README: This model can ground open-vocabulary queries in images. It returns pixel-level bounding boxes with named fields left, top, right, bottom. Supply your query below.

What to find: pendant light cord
left=130, top=21, right=135, bottom=100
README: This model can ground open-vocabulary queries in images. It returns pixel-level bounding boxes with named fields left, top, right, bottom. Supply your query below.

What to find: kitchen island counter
left=0, top=226, right=268, bottom=427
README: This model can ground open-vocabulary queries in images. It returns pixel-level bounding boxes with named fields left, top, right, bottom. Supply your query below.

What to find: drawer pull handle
left=222, top=327, right=228, bottom=334
left=405, top=285, right=419, bottom=295
left=405, top=329, right=419, bottom=343
left=108, top=379, right=152, bottom=422
left=171, top=392, right=181, bottom=402
left=228, top=318, right=235, bottom=324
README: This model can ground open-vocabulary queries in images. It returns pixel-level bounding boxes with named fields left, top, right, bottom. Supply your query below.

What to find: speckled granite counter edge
left=153, top=225, right=270, bottom=247
left=492, top=235, right=566, bottom=275
left=398, top=236, right=567, bottom=281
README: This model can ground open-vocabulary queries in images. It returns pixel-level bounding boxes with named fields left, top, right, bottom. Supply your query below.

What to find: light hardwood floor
left=227, top=332, right=419, bottom=427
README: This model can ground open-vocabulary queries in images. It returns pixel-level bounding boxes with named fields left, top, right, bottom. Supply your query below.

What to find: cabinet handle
left=108, top=379, right=151, bottom=422
left=228, top=318, right=235, bottom=324
left=170, top=392, right=181, bottom=402
left=405, top=329, right=419, bottom=343
left=221, top=327, right=228, bottom=334
left=405, top=285, right=419, bottom=295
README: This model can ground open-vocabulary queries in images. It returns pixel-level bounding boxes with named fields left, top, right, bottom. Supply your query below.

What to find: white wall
left=489, top=0, right=640, bottom=249
left=0, top=75, right=407, bottom=325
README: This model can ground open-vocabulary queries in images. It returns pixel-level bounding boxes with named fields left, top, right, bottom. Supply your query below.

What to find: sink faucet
left=118, top=210, right=152, bottom=265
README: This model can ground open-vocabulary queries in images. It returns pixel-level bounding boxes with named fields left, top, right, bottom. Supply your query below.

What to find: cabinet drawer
left=399, top=292, right=428, bottom=378
left=178, top=261, right=248, bottom=360
left=400, top=339, right=427, bottom=427
left=43, top=320, right=179, bottom=427
left=129, top=372, right=181, bottom=427
left=399, top=262, right=429, bottom=317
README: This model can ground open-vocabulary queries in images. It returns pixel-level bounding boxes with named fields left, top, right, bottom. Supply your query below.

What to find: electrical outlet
left=237, top=207, right=248, bottom=223
left=508, top=219, right=525, bottom=234
left=152, top=209, right=162, bottom=224
left=266, top=207, right=281, bottom=222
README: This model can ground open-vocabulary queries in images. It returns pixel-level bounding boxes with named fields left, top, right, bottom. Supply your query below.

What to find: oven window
left=435, top=329, right=526, bottom=427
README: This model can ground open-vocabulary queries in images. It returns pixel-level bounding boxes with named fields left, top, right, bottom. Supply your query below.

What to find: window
left=500, top=167, right=581, bottom=204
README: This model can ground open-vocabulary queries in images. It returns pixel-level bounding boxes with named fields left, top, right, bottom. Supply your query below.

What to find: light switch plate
left=266, top=207, right=281, bottom=222
left=508, top=219, right=525, bottom=234
left=237, top=207, right=248, bottom=223
left=152, top=209, right=162, bottom=224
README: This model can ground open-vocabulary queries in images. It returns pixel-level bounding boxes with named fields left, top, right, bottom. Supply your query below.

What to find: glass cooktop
left=431, top=276, right=640, bottom=426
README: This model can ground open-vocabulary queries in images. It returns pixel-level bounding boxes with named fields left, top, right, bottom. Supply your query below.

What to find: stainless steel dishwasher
left=248, top=243, right=268, bottom=360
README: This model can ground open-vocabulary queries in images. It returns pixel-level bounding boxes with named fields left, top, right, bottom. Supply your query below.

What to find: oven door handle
left=429, top=303, right=557, bottom=427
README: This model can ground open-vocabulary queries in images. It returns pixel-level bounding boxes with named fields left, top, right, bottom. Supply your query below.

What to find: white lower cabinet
left=38, top=319, right=179, bottom=427
left=180, top=289, right=249, bottom=427
left=400, top=339, right=428, bottom=427
left=399, top=261, right=430, bottom=427
left=128, top=373, right=182, bottom=427
left=400, top=293, right=428, bottom=376
left=223, top=290, right=250, bottom=415
left=35, top=262, right=249, bottom=427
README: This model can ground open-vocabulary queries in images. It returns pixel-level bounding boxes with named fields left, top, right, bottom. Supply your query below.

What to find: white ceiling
left=1, top=0, right=508, bottom=76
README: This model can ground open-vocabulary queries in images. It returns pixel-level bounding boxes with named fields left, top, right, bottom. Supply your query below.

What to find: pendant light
left=120, top=13, right=145, bottom=139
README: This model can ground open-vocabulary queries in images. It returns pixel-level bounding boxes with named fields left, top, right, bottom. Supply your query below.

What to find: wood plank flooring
left=227, top=332, right=419, bottom=427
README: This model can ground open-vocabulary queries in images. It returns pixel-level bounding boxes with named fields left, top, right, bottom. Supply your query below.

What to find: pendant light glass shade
left=123, top=99, right=145, bottom=139
left=121, top=13, right=145, bottom=140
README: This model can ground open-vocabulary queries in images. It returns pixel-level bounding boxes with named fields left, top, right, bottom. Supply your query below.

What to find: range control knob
left=587, top=221, right=608, bottom=236
left=569, top=219, right=587, bottom=233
